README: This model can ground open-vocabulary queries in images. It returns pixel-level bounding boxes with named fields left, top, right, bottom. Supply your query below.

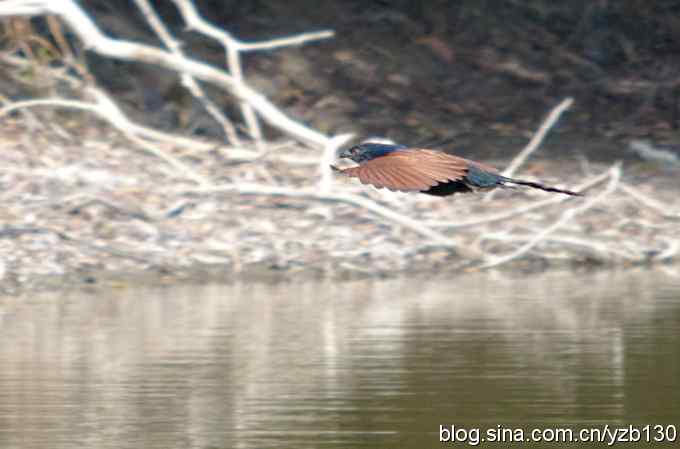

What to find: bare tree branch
left=169, top=0, right=332, bottom=146
left=427, top=166, right=611, bottom=229
left=478, top=163, right=621, bottom=269
left=0, top=89, right=209, bottom=185
left=481, top=233, right=639, bottom=261
left=169, top=0, right=263, bottom=144
left=619, top=184, right=680, bottom=219
left=133, top=0, right=241, bottom=145
left=483, top=97, right=574, bottom=202
left=177, top=183, right=482, bottom=259
left=502, top=97, right=574, bottom=177
left=0, top=0, right=331, bottom=147
left=319, top=134, right=354, bottom=193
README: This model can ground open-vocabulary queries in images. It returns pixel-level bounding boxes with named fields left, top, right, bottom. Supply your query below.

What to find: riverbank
left=2, top=117, right=678, bottom=297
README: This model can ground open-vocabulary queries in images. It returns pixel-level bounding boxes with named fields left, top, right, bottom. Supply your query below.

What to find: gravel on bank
left=1, top=118, right=679, bottom=297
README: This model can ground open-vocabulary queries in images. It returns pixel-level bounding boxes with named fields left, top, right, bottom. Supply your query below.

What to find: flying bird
left=331, top=142, right=581, bottom=197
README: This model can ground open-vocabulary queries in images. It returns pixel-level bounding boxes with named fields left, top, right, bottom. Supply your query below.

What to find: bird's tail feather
left=501, top=177, right=583, bottom=196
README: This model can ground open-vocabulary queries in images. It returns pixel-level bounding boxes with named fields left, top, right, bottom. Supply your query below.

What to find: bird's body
left=332, top=143, right=581, bottom=197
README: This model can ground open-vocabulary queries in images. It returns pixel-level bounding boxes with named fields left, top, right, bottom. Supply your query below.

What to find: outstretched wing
left=333, top=149, right=490, bottom=192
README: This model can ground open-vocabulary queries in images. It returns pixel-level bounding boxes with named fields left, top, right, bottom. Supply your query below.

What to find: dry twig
left=478, top=163, right=622, bottom=269
left=502, top=97, right=575, bottom=177
left=318, top=134, right=354, bottom=193
left=427, top=166, right=611, bottom=229
left=0, top=0, right=331, bottom=147
left=484, top=97, right=574, bottom=202
left=0, top=89, right=209, bottom=185
left=178, top=182, right=482, bottom=259
left=481, top=233, right=639, bottom=261
left=619, top=183, right=680, bottom=219
left=169, top=0, right=333, bottom=145
left=133, top=0, right=241, bottom=145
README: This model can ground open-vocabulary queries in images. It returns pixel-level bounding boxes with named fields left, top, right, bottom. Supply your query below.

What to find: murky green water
left=1, top=270, right=679, bottom=448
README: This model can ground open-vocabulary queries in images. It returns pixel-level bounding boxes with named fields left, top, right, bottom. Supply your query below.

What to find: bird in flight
left=331, top=142, right=581, bottom=197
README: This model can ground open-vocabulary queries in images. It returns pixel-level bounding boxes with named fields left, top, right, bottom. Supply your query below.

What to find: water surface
left=1, top=270, right=679, bottom=448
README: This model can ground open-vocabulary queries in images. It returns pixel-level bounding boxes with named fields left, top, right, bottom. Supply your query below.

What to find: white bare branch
left=0, top=89, right=209, bottom=185
left=169, top=0, right=332, bottom=145
left=502, top=97, right=574, bottom=177
left=483, top=97, right=574, bottom=202
left=177, top=182, right=482, bottom=259
left=481, top=233, right=639, bottom=261
left=169, top=0, right=333, bottom=52
left=169, top=0, right=263, bottom=143
left=0, top=0, right=331, bottom=147
left=427, top=166, right=612, bottom=229
left=238, top=31, right=335, bottom=52
left=478, top=163, right=622, bottom=269
left=619, top=183, right=680, bottom=219
left=133, top=0, right=241, bottom=145
left=319, top=134, right=354, bottom=193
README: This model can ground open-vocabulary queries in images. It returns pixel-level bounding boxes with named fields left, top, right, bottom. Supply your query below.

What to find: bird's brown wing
left=334, top=149, right=484, bottom=192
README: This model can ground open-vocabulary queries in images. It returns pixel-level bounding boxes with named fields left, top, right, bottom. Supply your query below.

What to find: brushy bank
left=1, top=117, right=678, bottom=296
left=0, top=1, right=679, bottom=297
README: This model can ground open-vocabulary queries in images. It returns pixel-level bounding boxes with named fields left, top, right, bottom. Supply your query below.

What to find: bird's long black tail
left=501, top=177, right=583, bottom=196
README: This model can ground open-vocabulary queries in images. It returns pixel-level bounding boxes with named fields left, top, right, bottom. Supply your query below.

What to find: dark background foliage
left=24, top=1, right=680, bottom=160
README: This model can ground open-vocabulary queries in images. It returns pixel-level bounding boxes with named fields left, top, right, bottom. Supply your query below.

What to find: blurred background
left=54, top=0, right=680, bottom=160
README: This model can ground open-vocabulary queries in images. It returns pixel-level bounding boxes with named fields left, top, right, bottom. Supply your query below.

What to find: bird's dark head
left=338, top=142, right=407, bottom=163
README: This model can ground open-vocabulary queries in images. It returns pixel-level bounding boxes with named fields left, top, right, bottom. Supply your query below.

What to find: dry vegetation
left=0, top=0, right=678, bottom=294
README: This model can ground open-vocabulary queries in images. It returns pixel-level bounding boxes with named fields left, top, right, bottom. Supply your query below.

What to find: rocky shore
left=1, top=117, right=678, bottom=297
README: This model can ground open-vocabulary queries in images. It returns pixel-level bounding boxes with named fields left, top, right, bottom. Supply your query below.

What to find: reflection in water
left=0, top=270, right=679, bottom=448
